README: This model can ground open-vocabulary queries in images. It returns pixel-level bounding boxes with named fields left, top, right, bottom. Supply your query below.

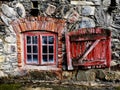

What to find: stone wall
left=0, top=0, right=120, bottom=77
left=0, top=25, right=17, bottom=77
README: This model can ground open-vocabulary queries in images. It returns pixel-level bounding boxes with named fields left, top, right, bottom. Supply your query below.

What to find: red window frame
left=24, top=32, right=57, bottom=65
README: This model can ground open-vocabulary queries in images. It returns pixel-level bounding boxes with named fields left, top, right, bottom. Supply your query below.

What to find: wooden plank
left=70, top=35, right=106, bottom=41
left=74, top=42, right=77, bottom=57
left=78, top=39, right=100, bottom=63
left=94, top=40, right=101, bottom=60
left=106, top=36, right=111, bottom=67
left=73, top=60, right=105, bottom=66
left=72, top=42, right=75, bottom=58
left=77, top=42, right=80, bottom=56
left=101, top=40, right=106, bottom=60
left=86, top=41, right=92, bottom=60
left=65, top=34, right=73, bottom=70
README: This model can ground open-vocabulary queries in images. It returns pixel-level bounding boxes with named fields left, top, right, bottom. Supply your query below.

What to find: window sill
left=22, top=65, right=61, bottom=71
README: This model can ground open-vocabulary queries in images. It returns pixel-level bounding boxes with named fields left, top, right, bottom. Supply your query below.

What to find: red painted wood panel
left=66, top=28, right=111, bottom=70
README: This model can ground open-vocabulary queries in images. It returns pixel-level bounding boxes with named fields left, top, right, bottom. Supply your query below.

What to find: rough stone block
left=79, top=17, right=95, bottom=28
left=0, top=14, right=12, bottom=26
left=77, top=70, right=96, bottom=81
left=46, top=4, right=56, bottom=15
left=5, top=44, right=16, bottom=53
left=7, top=25, right=15, bottom=33
left=92, top=0, right=101, bottom=5
left=71, top=1, right=94, bottom=5
left=81, top=6, right=95, bottom=16
left=0, top=55, right=5, bottom=62
left=12, top=62, right=18, bottom=66
left=8, top=44, right=17, bottom=53
left=76, top=6, right=82, bottom=15
left=95, top=69, right=106, bottom=80
left=1, top=64, right=12, bottom=70
left=1, top=4, right=16, bottom=18
left=5, top=34, right=16, bottom=43
left=0, top=71, right=8, bottom=77
left=103, top=0, right=111, bottom=6
left=6, top=55, right=17, bottom=62
left=105, top=71, right=120, bottom=81
left=68, top=11, right=80, bottom=23
left=62, top=71, right=73, bottom=80
left=0, top=44, right=4, bottom=52
left=15, top=2, right=26, bottom=18
left=0, top=39, right=3, bottom=44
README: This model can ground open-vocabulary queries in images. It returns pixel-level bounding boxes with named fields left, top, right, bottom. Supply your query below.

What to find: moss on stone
left=28, top=70, right=58, bottom=80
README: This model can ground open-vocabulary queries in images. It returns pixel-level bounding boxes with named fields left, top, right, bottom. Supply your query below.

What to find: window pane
left=49, top=46, right=53, bottom=53
left=48, top=36, right=54, bottom=44
left=49, top=55, right=54, bottom=62
left=32, top=36, right=37, bottom=44
left=27, top=46, right=31, bottom=53
left=43, top=55, right=47, bottom=62
left=42, top=36, right=47, bottom=44
left=27, top=55, right=32, bottom=62
left=42, top=46, right=47, bottom=53
left=27, top=36, right=31, bottom=44
left=33, top=55, right=38, bottom=63
left=33, top=45, right=38, bottom=53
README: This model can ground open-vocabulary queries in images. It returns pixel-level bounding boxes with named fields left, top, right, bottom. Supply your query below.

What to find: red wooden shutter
left=66, top=28, right=111, bottom=70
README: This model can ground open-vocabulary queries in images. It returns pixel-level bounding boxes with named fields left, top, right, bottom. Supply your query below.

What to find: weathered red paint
left=65, top=33, right=73, bottom=70
left=66, top=28, right=111, bottom=70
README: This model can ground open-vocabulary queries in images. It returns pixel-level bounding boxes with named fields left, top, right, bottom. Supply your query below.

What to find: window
left=24, top=32, right=57, bottom=65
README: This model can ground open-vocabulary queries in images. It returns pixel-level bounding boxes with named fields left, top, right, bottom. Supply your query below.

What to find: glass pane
left=49, top=36, right=54, bottom=44
left=43, top=55, right=47, bottom=62
left=33, top=55, right=38, bottom=63
left=32, top=36, right=37, bottom=44
left=33, top=45, right=38, bottom=53
left=27, top=36, right=31, bottom=44
left=49, top=46, right=53, bottom=53
left=42, top=36, right=47, bottom=44
left=42, top=46, right=47, bottom=53
left=49, top=55, right=54, bottom=62
left=27, top=55, right=32, bottom=62
left=27, top=46, right=31, bottom=53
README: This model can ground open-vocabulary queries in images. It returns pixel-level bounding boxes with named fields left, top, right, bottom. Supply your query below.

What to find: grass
left=0, top=84, right=21, bottom=90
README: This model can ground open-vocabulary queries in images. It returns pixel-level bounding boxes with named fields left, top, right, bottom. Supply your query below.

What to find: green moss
left=115, top=86, right=120, bottom=90
left=29, top=70, right=57, bottom=80
left=0, top=84, right=21, bottom=90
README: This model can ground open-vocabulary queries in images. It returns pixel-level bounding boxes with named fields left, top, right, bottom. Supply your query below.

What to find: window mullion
left=48, top=44, right=49, bottom=63
left=47, top=36, right=49, bottom=63
left=31, top=37, right=33, bottom=63
left=39, top=35, right=41, bottom=64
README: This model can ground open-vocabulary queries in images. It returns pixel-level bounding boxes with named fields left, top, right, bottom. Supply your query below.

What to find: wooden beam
left=66, top=33, right=73, bottom=70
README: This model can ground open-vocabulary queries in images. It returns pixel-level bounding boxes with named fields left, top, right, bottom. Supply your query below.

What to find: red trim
left=24, top=34, right=27, bottom=65
left=54, top=34, right=57, bottom=65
